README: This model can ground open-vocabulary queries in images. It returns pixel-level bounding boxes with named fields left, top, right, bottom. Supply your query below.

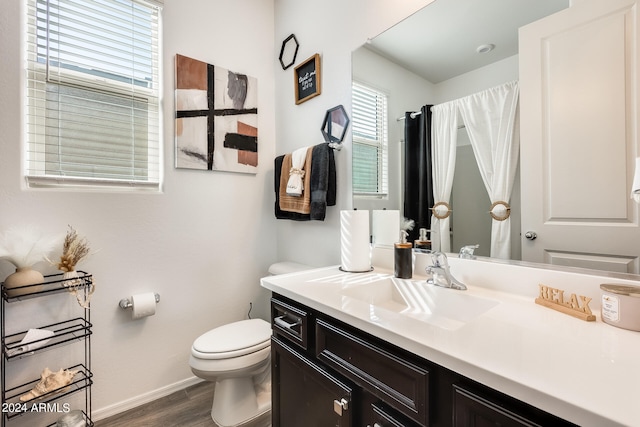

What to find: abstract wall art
left=175, top=54, right=258, bottom=173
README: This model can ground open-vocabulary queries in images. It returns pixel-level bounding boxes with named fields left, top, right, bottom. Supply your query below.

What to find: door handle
left=524, top=231, right=537, bottom=240
left=333, top=398, right=349, bottom=416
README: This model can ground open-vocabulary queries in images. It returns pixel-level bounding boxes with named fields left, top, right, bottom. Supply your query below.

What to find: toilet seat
left=192, top=319, right=271, bottom=360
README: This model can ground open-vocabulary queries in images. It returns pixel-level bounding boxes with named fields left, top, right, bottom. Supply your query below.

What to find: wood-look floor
left=94, top=381, right=271, bottom=427
left=94, top=381, right=216, bottom=427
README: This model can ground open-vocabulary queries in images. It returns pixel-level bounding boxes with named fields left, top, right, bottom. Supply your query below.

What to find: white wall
left=434, top=54, right=519, bottom=102
left=0, top=0, right=277, bottom=420
left=273, top=0, right=434, bottom=268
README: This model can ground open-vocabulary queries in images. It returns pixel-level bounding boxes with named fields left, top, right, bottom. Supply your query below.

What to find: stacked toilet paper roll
left=372, top=210, right=400, bottom=247
left=340, top=210, right=371, bottom=272
left=131, top=292, right=157, bottom=319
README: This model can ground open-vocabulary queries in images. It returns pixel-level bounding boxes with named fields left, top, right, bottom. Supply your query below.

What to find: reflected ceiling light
left=476, top=43, right=495, bottom=54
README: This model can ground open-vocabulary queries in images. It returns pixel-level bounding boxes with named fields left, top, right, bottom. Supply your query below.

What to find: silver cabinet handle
left=274, top=315, right=301, bottom=330
left=333, top=398, right=349, bottom=416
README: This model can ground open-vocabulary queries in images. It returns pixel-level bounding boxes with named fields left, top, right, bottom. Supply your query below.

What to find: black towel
left=275, top=143, right=336, bottom=221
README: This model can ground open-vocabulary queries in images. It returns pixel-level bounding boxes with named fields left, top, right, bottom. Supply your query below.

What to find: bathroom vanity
left=261, top=257, right=640, bottom=426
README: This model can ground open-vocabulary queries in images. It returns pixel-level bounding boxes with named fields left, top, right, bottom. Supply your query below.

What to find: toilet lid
left=193, top=319, right=271, bottom=355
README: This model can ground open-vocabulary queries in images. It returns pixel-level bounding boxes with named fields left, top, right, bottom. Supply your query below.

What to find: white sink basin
left=340, top=277, right=499, bottom=330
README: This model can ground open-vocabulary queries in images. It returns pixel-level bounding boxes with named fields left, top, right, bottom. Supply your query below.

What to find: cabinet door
left=272, top=337, right=353, bottom=427
left=452, top=385, right=541, bottom=427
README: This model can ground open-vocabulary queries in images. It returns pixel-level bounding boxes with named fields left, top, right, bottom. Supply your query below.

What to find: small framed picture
left=294, top=54, right=321, bottom=105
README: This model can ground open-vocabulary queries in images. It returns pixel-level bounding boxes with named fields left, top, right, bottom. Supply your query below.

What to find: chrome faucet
left=459, top=244, right=479, bottom=259
left=425, top=251, right=467, bottom=290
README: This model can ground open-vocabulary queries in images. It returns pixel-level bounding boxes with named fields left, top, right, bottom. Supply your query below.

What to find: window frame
left=24, top=0, right=163, bottom=191
left=351, top=81, right=389, bottom=199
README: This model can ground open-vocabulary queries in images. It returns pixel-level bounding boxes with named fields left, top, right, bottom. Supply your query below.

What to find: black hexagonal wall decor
left=279, top=34, right=299, bottom=70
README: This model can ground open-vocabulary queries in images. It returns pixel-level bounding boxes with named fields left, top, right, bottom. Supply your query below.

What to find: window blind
left=25, top=0, right=162, bottom=189
left=352, top=82, right=388, bottom=197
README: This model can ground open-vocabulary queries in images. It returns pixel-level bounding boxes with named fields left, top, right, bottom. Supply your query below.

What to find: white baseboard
left=92, top=376, right=204, bottom=421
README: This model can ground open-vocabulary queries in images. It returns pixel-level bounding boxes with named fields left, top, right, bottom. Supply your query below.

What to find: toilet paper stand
left=118, top=293, right=160, bottom=309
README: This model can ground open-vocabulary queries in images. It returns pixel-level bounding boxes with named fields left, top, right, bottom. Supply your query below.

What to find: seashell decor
left=19, top=367, right=78, bottom=402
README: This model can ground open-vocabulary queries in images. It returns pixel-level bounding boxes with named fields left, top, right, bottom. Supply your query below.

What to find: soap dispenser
left=394, top=230, right=412, bottom=279
left=414, top=228, right=431, bottom=251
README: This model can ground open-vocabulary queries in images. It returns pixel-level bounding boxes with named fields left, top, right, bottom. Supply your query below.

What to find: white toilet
left=189, top=262, right=310, bottom=427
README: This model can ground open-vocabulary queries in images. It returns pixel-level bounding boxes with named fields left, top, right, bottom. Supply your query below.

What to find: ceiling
left=365, top=0, right=569, bottom=83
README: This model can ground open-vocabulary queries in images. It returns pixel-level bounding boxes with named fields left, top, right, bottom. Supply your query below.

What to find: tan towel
left=279, top=147, right=313, bottom=214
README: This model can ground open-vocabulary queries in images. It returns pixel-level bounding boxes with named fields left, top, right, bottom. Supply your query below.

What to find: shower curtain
left=430, top=102, right=459, bottom=253
left=403, top=105, right=434, bottom=243
left=458, top=81, right=520, bottom=259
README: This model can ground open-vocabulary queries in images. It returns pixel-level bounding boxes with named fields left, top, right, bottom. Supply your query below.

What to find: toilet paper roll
left=131, top=292, right=157, bottom=319
left=372, top=210, right=400, bottom=247
left=340, top=210, right=371, bottom=272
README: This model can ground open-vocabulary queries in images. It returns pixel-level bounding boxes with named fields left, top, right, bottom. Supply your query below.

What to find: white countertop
left=261, top=258, right=640, bottom=427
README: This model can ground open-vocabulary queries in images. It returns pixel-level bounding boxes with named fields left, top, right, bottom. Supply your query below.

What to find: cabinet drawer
left=316, top=318, right=429, bottom=426
left=271, top=297, right=309, bottom=350
left=453, top=385, right=542, bottom=427
left=369, top=402, right=421, bottom=427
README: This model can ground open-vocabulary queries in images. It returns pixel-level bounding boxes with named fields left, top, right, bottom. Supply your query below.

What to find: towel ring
left=489, top=201, right=511, bottom=221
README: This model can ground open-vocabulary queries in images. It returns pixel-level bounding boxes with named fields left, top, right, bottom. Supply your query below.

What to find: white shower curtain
left=457, top=81, right=520, bottom=259
left=430, top=102, right=458, bottom=253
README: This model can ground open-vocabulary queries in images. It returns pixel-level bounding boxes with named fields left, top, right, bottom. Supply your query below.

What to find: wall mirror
left=351, top=0, right=570, bottom=260
left=322, top=104, right=350, bottom=146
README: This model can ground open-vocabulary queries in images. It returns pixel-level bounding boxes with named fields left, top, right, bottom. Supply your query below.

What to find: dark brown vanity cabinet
left=271, top=297, right=353, bottom=426
left=272, top=337, right=353, bottom=426
left=270, top=294, right=576, bottom=427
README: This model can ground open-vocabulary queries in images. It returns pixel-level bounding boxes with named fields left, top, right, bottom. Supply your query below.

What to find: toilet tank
left=268, top=262, right=311, bottom=275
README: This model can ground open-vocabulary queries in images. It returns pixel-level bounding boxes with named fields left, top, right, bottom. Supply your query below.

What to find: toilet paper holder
left=119, top=293, right=160, bottom=309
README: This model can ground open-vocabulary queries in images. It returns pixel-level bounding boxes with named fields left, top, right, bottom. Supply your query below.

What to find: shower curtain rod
left=397, top=111, right=465, bottom=129
left=396, top=111, right=422, bottom=121
left=398, top=81, right=519, bottom=122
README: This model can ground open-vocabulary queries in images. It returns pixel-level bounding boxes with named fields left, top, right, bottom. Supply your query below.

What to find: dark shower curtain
left=403, top=105, right=434, bottom=243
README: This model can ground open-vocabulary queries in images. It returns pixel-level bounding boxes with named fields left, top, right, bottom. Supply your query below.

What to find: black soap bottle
left=394, top=230, right=413, bottom=279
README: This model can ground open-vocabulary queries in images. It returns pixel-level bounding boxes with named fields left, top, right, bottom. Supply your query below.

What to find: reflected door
left=519, top=0, right=640, bottom=273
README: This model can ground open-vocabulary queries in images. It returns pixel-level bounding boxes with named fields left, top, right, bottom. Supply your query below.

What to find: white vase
left=4, top=266, right=45, bottom=297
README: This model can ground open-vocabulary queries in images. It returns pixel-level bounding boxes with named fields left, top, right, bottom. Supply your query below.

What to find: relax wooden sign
left=534, top=284, right=596, bottom=321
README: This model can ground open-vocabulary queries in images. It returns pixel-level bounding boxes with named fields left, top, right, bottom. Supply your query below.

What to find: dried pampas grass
left=56, top=226, right=94, bottom=309
left=0, top=226, right=60, bottom=268
left=57, top=226, right=90, bottom=273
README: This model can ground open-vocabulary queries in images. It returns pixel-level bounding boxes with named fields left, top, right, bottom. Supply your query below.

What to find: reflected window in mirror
left=352, top=82, right=388, bottom=198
